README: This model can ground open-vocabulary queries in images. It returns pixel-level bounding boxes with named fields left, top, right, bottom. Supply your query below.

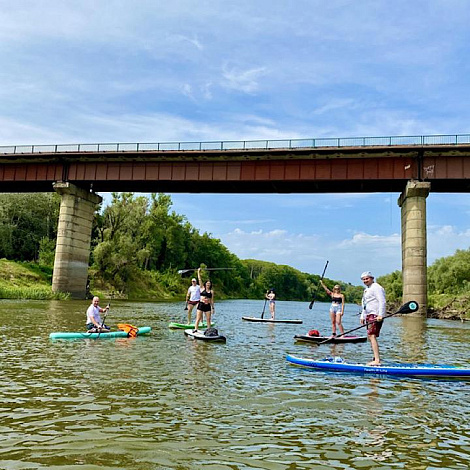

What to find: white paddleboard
left=184, top=329, right=226, bottom=342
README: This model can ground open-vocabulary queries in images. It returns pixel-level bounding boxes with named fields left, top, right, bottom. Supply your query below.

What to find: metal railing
left=0, top=133, right=469, bottom=155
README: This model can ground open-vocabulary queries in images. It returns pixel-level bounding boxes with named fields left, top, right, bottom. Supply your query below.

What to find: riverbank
left=0, top=259, right=69, bottom=300
left=1, top=259, right=468, bottom=320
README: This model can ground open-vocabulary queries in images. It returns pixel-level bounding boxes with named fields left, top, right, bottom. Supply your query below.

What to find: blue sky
left=1, top=1, right=470, bottom=283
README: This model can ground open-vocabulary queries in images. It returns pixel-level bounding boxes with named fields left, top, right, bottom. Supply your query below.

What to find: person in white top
left=186, top=278, right=201, bottom=324
left=360, top=271, right=386, bottom=366
left=86, top=296, right=110, bottom=331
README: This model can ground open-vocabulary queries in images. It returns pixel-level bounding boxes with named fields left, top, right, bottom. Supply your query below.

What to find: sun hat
left=361, top=271, right=374, bottom=279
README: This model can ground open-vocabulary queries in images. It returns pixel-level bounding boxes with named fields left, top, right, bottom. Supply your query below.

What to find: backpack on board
left=308, top=329, right=320, bottom=337
left=204, top=327, right=219, bottom=337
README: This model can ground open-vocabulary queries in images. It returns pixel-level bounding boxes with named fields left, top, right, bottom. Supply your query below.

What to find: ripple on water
left=0, top=299, right=469, bottom=469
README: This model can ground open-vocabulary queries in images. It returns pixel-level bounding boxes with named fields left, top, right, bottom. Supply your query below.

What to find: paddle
left=309, top=261, right=329, bottom=310
left=100, top=303, right=110, bottom=330
left=177, top=267, right=236, bottom=275
left=261, top=297, right=268, bottom=319
left=318, top=300, right=419, bottom=344
left=184, top=301, right=188, bottom=311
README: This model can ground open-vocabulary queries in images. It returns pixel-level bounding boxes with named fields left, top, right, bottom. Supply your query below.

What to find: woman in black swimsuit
left=193, top=267, right=215, bottom=332
left=320, top=280, right=345, bottom=336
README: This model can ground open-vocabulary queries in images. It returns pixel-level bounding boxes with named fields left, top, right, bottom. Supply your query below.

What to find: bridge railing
left=1, top=133, right=469, bottom=155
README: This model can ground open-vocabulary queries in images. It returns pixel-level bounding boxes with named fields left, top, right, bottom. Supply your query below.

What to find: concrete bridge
left=1, top=133, right=470, bottom=309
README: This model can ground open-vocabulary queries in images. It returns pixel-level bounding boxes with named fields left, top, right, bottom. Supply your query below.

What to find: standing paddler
left=360, top=271, right=386, bottom=366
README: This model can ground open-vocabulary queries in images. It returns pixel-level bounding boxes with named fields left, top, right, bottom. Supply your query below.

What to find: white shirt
left=187, top=284, right=201, bottom=302
left=86, top=304, right=102, bottom=325
left=361, top=282, right=386, bottom=320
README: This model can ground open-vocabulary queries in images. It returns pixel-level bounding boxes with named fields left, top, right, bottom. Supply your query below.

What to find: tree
left=0, top=193, right=60, bottom=261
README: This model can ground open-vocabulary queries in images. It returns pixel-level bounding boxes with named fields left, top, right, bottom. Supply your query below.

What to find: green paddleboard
left=49, top=326, right=152, bottom=340
left=168, top=322, right=214, bottom=329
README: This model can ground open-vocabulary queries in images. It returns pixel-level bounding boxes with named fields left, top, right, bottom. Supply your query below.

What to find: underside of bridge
left=1, top=142, right=468, bottom=306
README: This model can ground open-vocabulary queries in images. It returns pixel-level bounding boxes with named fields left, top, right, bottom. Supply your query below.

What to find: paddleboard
left=286, top=355, right=470, bottom=379
left=242, top=316, right=303, bottom=324
left=294, top=334, right=367, bottom=344
left=184, top=329, right=226, bottom=342
left=49, top=326, right=152, bottom=340
left=169, top=322, right=213, bottom=329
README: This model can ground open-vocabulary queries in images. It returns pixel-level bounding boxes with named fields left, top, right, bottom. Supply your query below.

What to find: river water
left=1, top=298, right=469, bottom=469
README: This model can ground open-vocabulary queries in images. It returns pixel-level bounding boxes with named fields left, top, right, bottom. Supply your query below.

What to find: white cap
left=361, top=271, right=373, bottom=279
left=191, top=278, right=197, bottom=282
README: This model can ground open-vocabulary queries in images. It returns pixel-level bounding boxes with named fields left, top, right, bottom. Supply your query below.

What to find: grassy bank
left=0, top=259, right=69, bottom=300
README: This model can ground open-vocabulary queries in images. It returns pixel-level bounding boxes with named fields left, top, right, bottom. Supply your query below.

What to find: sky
left=1, top=0, right=470, bottom=284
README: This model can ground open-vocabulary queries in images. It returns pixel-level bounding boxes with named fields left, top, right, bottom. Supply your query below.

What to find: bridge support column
left=397, top=181, right=431, bottom=315
left=52, top=182, right=102, bottom=299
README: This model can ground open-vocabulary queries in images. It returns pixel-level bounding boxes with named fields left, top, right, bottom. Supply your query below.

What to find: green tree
left=0, top=193, right=60, bottom=261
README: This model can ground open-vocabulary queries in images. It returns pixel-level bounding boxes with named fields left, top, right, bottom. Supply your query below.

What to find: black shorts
left=197, top=302, right=212, bottom=312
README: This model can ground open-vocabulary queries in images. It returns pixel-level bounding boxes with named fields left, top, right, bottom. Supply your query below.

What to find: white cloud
left=222, top=227, right=402, bottom=283
left=221, top=65, right=268, bottom=93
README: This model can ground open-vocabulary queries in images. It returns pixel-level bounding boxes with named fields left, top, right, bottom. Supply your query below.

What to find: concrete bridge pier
left=398, top=181, right=431, bottom=315
left=52, top=182, right=102, bottom=299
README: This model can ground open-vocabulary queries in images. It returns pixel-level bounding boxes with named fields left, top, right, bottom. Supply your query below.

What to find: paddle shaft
left=309, top=261, right=329, bottom=310
left=178, top=267, right=235, bottom=274
left=98, top=303, right=110, bottom=331
left=261, top=297, right=268, bottom=319
left=318, top=301, right=418, bottom=344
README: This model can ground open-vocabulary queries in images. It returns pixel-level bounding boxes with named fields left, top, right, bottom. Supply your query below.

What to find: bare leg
left=194, top=309, right=202, bottom=332
left=367, top=335, right=381, bottom=365
left=337, top=314, right=345, bottom=335
left=187, top=304, right=194, bottom=324
left=330, top=311, right=336, bottom=335
left=270, top=303, right=275, bottom=320
left=206, top=312, right=212, bottom=329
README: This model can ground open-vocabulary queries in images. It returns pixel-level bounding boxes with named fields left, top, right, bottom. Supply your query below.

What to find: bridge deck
left=1, top=141, right=469, bottom=193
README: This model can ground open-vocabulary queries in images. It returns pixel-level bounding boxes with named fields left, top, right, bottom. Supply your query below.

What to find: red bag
left=308, top=329, right=320, bottom=337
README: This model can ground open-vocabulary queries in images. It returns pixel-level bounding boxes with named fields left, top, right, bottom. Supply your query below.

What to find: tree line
left=1, top=192, right=469, bottom=314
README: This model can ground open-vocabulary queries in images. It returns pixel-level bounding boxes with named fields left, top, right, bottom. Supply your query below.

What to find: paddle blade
left=117, top=323, right=139, bottom=337
left=396, top=301, right=419, bottom=315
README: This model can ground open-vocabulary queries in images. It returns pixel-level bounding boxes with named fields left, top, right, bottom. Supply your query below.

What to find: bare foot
left=367, top=360, right=382, bottom=366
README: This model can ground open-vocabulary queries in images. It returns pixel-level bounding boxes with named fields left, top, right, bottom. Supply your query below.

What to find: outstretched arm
left=320, top=280, right=331, bottom=295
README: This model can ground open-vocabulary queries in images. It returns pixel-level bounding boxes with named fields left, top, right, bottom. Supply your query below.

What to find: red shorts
left=366, top=314, right=383, bottom=337
left=188, top=300, right=199, bottom=305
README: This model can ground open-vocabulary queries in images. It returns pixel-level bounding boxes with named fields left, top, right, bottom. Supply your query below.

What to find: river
left=1, top=298, right=469, bottom=469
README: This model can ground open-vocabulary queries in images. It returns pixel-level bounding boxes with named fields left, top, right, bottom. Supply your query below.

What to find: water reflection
left=0, top=299, right=469, bottom=469
left=399, top=315, right=428, bottom=363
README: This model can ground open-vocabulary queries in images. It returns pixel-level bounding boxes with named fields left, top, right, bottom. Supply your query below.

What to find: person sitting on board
left=320, top=280, right=345, bottom=336
left=266, top=288, right=276, bottom=320
left=186, top=277, right=201, bottom=324
left=193, top=268, right=215, bottom=332
left=360, top=271, right=386, bottom=366
left=86, top=296, right=110, bottom=332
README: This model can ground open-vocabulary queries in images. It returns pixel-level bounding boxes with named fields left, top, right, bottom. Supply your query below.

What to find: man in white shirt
left=186, top=278, right=201, bottom=324
left=360, top=271, right=386, bottom=366
left=86, top=296, right=110, bottom=331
